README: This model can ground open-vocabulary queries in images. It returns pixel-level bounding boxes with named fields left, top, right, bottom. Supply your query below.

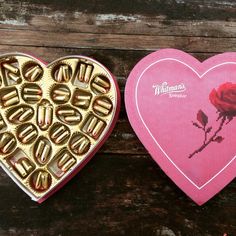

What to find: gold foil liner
left=0, top=53, right=119, bottom=202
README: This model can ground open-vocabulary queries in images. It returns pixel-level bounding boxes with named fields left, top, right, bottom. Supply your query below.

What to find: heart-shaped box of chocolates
left=0, top=53, right=120, bottom=203
left=125, top=49, right=236, bottom=205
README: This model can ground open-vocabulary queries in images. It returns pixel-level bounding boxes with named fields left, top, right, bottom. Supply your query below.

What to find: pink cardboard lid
left=125, top=48, right=236, bottom=205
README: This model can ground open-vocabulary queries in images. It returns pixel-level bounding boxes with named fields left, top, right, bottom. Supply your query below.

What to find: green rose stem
left=188, top=116, right=226, bottom=158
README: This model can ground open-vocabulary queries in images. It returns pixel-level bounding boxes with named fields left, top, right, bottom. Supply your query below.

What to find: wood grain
left=0, top=0, right=236, bottom=235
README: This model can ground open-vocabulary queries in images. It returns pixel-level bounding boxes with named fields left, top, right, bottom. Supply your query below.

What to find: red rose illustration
left=189, top=82, right=236, bottom=158
left=209, top=82, right=236, bottom=115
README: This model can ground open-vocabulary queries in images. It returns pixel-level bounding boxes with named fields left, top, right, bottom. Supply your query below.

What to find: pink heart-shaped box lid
left=125, top=49, right=236, bottom=205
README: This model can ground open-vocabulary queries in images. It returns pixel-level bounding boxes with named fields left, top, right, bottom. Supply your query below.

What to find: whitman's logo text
left=152, top=82, right=187, bottom=98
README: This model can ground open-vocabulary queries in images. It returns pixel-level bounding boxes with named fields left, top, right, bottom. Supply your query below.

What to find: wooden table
left=0, top=1, right=236, bottom=235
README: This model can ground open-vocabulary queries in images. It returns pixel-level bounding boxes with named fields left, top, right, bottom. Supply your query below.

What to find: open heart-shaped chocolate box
left=0, top=53, right=120, bottom=203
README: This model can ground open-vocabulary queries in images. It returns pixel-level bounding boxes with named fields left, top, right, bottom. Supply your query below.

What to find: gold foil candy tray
left=0, top=53, right=120, bottom=202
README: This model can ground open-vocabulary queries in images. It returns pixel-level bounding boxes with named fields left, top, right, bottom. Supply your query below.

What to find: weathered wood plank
left=0, top=154, right=235, bottom=236
left=1, top=0, right=236, bottom=21
left=1, top=1, right=236, bottom=38
left=1, top=29, right=236, bottom=52
left=1, top=12, right=236, bottom=38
